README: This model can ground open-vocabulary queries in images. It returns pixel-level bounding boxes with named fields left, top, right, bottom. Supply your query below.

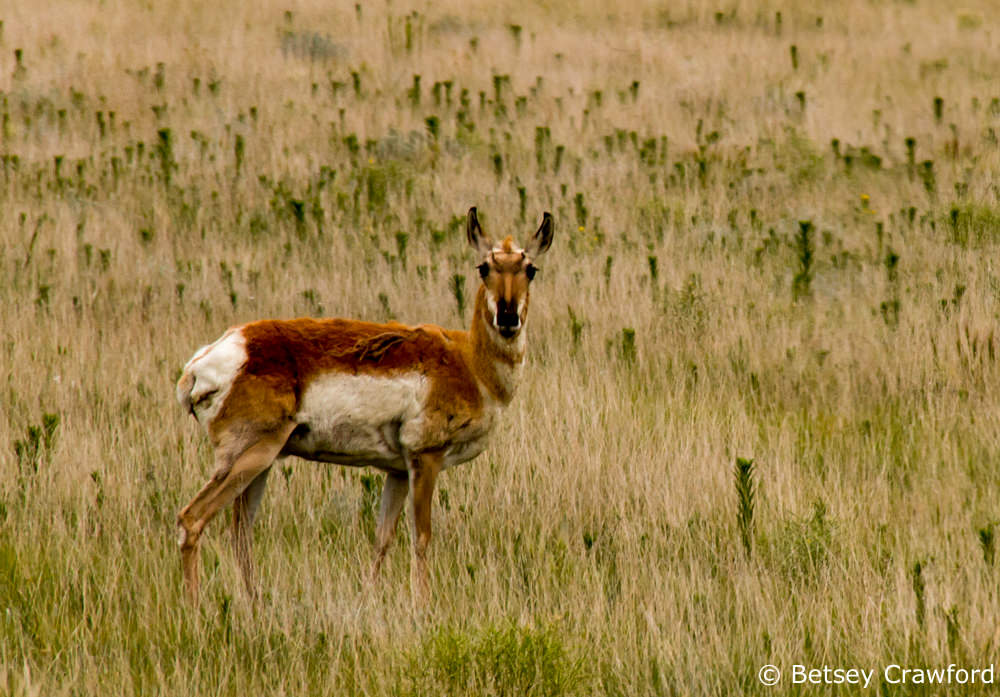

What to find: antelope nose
left=496, top=299, right=521, bottom=336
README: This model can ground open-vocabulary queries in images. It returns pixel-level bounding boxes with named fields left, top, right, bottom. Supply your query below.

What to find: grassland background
left=3, top=0, right=1000, bottom=694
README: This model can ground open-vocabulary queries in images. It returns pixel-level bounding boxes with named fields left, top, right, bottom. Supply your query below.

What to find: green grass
left=3, top=0, right=1000, bottom=694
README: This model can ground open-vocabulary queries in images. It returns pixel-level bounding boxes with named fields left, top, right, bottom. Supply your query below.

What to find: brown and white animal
left=175, top=207, right=553, bottom=603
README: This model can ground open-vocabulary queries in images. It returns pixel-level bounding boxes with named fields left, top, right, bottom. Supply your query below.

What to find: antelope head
left=466, top=207, right=554, bottom=340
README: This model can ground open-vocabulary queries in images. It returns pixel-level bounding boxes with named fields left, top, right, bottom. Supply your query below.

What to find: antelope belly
left=283, top=373, right=428, bottom=467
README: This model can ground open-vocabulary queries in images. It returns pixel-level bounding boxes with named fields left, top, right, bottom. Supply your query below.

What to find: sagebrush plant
left=3, top=0, right=1000, bottom=695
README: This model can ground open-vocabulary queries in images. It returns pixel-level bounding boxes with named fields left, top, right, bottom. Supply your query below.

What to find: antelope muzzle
left=496, top=298, right=521, bottom=338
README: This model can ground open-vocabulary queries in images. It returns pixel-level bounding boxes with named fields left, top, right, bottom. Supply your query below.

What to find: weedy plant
left=12, top=413, right=60, bottom=475
left=792, top=220, right=814, bottom=300
left=978, top=524, right=995, bottom=566
left=619, top=328, right=637, bottom=364
left=734, top=457, right=756, bottom=559
left=450, top=273, right=466, bottom=317
left=567, top=306, right=584, bottom=348
left=912, top=560, right=927, bottom=631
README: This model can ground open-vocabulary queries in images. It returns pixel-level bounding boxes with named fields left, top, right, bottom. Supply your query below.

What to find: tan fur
left=176, top=208, right=553, bottom=604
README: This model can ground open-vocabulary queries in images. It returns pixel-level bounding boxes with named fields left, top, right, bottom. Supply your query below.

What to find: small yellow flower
left=860, top=194, right=870, bottom=206
left=578, top=225, right=585, bottom=232
left=368, top=157, right=374, bottom=164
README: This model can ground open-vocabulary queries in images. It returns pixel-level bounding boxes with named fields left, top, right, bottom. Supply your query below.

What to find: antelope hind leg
left=232, top=466, right=272, bottom=601
left=177, top=422, right=294, bottom=603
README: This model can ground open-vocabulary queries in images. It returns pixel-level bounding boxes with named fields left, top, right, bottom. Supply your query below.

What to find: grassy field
left=3, top=0, right=1000, bottom=694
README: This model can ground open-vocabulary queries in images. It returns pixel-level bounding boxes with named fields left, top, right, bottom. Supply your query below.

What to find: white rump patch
left=179, top=328, right=247, bottom=423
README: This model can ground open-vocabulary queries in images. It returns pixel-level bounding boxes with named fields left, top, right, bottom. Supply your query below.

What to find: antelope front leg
left=408, top=450, right=443, bottom=603
left=369, top=470, right=409, bottom=584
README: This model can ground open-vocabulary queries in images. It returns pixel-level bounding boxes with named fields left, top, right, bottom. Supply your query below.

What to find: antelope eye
left=525, top=264, right=537, bottom=281
left=478, top=262, right=490, bottom=279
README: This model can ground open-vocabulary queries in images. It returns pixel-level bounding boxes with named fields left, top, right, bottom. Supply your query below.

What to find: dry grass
left=3, top=0, right=1000, bottom=694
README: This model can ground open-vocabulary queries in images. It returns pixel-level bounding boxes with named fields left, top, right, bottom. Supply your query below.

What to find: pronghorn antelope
left=175, top=207, right=553, bottom=603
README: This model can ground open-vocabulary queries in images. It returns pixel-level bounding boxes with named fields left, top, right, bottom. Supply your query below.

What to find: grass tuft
left=403, top=621, right=589, bottom=697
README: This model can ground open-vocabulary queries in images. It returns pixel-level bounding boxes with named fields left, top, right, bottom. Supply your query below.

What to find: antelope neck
left=468, top=285, right=524, bottom=403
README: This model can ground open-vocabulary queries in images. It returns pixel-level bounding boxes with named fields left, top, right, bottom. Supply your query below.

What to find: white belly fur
left=288, top=372, right=429, bottom=467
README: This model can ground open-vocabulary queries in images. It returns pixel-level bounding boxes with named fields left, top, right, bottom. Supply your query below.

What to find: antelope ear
left=466, top=207, right=494, bottom=256
left=525, top=212, right=554, bottom=258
